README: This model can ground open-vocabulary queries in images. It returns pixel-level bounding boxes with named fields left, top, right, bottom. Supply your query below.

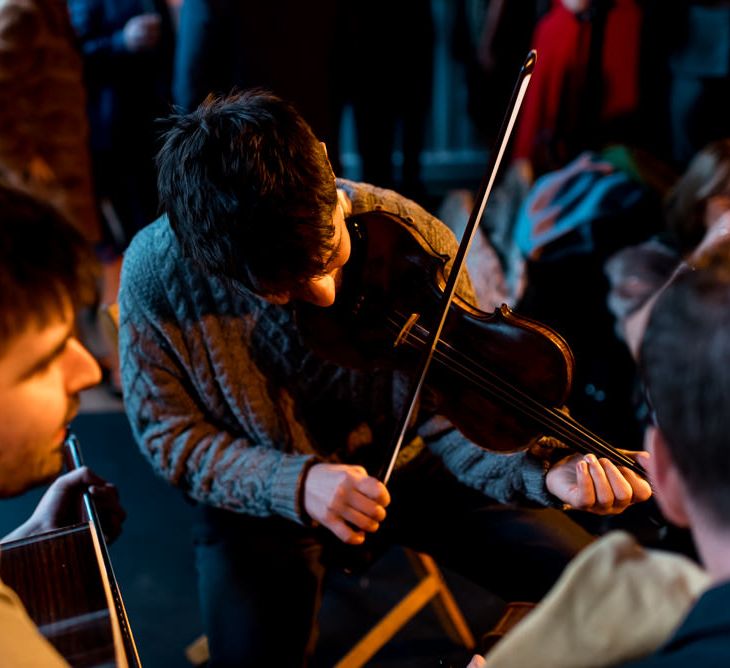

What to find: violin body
left=298, top=211, right=578, bottom=453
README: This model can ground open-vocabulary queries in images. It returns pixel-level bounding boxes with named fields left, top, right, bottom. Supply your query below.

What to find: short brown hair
left=0, top=184, right=97, bottom=351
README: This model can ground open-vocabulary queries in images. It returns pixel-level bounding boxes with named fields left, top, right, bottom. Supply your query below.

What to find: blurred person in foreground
left=470, top=241, right=730, bottom=667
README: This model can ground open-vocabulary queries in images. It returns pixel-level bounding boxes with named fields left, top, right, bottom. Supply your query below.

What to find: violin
left=297, top=210, right=646, bottom=479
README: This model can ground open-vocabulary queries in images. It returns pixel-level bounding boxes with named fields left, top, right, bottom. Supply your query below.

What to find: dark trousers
left=193, top=450, right=592, bottom=667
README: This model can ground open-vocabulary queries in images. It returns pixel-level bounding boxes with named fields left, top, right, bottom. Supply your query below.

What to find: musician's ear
left=645, top=426, right=690, bottom=528
left=320, top=141, right=336, bottom=182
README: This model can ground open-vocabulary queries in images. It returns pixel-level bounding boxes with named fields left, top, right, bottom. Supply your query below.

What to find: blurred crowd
left=1, top=0, right=729, bottom=472
left=450, top=0, right=730, bottom=459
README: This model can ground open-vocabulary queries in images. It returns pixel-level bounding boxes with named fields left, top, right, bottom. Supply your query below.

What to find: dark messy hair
left=641, top=240, right=730, bottom=525
left=0, top=184, right=97, bottom=352
left=156, top=90, right=338, bottom=295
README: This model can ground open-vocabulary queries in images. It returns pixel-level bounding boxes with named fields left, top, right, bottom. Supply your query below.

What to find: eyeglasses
left=638, top=379, right=658, bottom=429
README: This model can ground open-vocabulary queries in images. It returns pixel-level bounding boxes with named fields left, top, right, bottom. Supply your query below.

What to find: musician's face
left=265, top=196, right=351, bottom=307
left=0, top=304, right=101, bottom=497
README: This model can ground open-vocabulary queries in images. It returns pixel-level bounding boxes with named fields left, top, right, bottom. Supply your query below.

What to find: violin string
left=433, top=342, right=631, bottom=464
left=435, top=340, right=638, bottom=468
left=436, top=337, right=639, bottom=470
left=386, top=313, right=642, bottom=474
left=384, top=312, right=560, bottom=438
left=428, top=334, right=640, bottom=470
left=384, top=312, right=583, bottom=444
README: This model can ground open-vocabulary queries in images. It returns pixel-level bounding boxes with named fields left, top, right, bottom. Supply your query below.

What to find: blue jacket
left=621, top=581, right=730, bottom=667
left=67, top=0, right=173, bottom=150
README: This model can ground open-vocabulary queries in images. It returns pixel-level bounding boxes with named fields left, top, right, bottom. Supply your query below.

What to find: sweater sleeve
left=118, top=228, right=319, bottom=524
left=418, top=416, right=557, bottom=506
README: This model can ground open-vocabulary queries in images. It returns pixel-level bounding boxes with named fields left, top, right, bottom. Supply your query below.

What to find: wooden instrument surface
left=0, top=523, right=127, bottom=668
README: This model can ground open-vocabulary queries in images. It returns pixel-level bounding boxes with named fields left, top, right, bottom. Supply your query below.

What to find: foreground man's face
left=0, top=304, right=101, bottom=497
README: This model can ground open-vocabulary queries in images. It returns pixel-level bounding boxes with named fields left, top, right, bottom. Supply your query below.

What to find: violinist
left=0, top=185, right=125, bottom=665
left=118, top=90, right=651, bottom=667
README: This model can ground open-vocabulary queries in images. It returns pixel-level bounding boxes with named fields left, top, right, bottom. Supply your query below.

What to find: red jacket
left=513, top=0, right=642, bottom=173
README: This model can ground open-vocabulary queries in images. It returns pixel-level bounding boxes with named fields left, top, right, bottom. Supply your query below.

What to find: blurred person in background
left=67, top=0, right=175, bottom=389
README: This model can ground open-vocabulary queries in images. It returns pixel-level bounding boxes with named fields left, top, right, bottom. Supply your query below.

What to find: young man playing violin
left=0, top=185, right=125, bottom=664
left=119, top=90, right=651, bottom=667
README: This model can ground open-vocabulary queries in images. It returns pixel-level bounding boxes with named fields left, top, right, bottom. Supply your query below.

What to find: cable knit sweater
left=119, top=180, right=555, bottom=524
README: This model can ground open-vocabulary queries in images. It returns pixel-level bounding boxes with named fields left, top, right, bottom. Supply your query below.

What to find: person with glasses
left=471, top=239, right=730, bottom=668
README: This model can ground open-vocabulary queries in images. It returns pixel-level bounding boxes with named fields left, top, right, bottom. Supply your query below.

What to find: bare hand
left=3, top=467, right=126, bottom=544
left=303, top=463, right=390, bottom=544
left=123, top=14, right=161, bottom=52
left=546, top=452, right=652, bottom=514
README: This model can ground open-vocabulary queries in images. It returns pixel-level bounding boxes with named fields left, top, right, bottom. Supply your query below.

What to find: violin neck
left=549, top=410, right=646, bottom=478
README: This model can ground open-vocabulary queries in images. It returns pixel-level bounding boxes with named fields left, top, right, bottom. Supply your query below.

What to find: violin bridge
left=394, top=313, right=420, bottom=348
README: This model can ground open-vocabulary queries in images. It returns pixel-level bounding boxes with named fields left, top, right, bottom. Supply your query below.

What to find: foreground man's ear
left=645, top=426, right=690, bottom=528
